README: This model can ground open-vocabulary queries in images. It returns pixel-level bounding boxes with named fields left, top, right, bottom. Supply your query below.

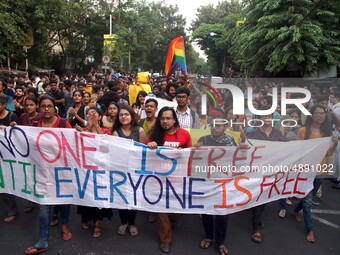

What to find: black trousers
left=119, top=209, right=137, bottom=225
left=202, top=214, right=229, bottom=246
left=252, top=204, right=265, bottom=232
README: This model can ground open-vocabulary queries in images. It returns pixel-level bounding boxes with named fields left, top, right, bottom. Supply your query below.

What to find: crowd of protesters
left=0, top=69, right=340, bottom=255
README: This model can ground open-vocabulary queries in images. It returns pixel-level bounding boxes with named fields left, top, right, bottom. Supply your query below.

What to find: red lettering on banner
left=187, top=147, right=208, bottom=177
left=234, top=176, right=252, bottom=206
left=282, top=171, right=294, bottom=195
left=232, top=147, right=249, bottom=176
left=256, top=174, right=276, bottom=201
left=36, top=130, right=62, bottom=163
left=207, top=148, right=226, bottom=178
left=61, top=131, right=80, bottom=167
left=214, top=179, right=234, bottom=209
left=80, top=132, right=98, bottom=170
left=293, top=172, right=307, bottom=195
left=249, top=146, right=264, bottom=169
left=268, top=172, right=285, bottom=198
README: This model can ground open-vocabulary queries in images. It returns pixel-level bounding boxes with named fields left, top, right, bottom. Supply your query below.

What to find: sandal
left=82, top=222, right=89, bottom=230
left=50, top=216, right=59, bottom=227
left=62, top=231, right=72, bottom=241
left=25, top=246, right=48, bottom=254
left=129, top=225, right=139, bottom=236
left=93, top=226, right=102, bottom=238
left=251, top=232, right=262, bottom=243
left=118, top=224, right=128, bottom=235
left=200, top=238, right=214, bottom=249
left=218, top=245, right=229, bottom=255
left=4, top=215, right=16, bottom=223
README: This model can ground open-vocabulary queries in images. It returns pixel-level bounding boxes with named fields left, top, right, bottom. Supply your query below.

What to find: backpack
left=33, top=118, right=67, bottom=128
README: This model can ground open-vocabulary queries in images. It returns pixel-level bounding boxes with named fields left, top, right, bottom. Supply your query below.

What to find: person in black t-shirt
left=195, top=110, right=247, bottom=255
left=50, top=80, right=65, bottom=117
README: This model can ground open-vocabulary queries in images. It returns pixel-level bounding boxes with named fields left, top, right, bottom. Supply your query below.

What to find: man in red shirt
left=147, top=106, right=191, bottom=253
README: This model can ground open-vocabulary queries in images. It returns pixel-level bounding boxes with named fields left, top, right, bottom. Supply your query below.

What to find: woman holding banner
left=18, top=96, right=42, bottom=213
left=294, top=104, right=337, bottom=243
left=76, top=106, right=113, bottom=238
left=112, top=104, right=147, bottom=237
left=25, top=95, right=73, bottom=255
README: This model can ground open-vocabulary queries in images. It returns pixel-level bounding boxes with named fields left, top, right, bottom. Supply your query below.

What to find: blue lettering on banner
left=142, top=175, right=163, bottom=205
left=166, top=177, right=186, bottom=209
left=55, top=167, right=73, bottom=198
left=0, top=129, right=15, bottom=158
left=127, top=173, right=143, bottom=206
left=134, top=142, right=153, bottom=175
left=93, top=170, right=108, bottom=201
left=154, top=148, right=177, bottom=176
left=189, top=178, right=205, bottom=209
left=74, top=168, right=91, bottom=199
left=109, top=170, right=128, bottom=204
left=9, top=127, right=30, bottom=157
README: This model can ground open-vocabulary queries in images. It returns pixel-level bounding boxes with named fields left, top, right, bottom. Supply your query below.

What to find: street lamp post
left=210, top=32, right=226, bottom=77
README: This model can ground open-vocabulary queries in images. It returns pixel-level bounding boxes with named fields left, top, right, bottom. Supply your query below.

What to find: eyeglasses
left=313, top=112, right=326, bottom=116
left=119, top=113, right=130, bottom=117
left=160, top=117, right=174, bottom=121
left=176, top=95, right=188, bottom=99
left=40, top=105, right=54, bottom=110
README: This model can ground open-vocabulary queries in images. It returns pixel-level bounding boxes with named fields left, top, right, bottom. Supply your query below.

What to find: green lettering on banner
left=19, top=161, right=32, bottom=195
left=3, top=159, right=16, bottom=190
left=33, top=165, right=44, bottom=198
left=0, top=162, right=4, bottom=188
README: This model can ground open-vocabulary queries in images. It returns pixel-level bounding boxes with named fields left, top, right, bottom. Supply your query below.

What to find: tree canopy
left=0, top=0, right=205, bottom=74
left=192, top=0, right=340, bottom=77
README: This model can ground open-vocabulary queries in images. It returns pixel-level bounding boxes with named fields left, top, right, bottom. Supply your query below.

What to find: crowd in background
left=0, top=69, right=340, bottom=254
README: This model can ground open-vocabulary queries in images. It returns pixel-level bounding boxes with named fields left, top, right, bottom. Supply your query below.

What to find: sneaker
left=160, top=243, right=171, bottom=253
left=315, top=185, right=322, bottom=198
left=312, top=200, right=320, bottom=206
left=279, top=209, right=286, bottom=218
left=285, top=198, right=292, bottom=205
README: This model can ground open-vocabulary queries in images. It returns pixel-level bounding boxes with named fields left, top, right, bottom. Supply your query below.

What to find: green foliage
left=1, top=0, right=205, bottom=74
left=229, top=0, right=340, bottom=76
left=190, top=0, right=244, bottom=75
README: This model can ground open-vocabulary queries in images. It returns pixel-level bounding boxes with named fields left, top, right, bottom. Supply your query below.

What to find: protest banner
left=0, top=126, right=332, bottom=215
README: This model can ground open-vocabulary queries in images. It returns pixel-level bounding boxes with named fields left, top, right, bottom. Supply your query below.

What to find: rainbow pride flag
left=164, top=36, right=187, bottom=76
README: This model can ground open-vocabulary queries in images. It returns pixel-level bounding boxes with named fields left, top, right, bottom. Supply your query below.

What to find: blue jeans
left=294, top=178, right=323, bottom=232
left=279, top=198, right=286, bottom=210
left=35, top=205, right=70, bottom=248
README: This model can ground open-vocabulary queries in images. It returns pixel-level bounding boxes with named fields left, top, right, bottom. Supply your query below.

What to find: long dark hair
left=111, top=104, right=139, bottom=133
left=85, top=106, right=103, bottom=127
left=135, top=91, right=147, bottom=108
left=151, top=106, right=180, bottom=146
left=304, top=104, right=332, bottom=138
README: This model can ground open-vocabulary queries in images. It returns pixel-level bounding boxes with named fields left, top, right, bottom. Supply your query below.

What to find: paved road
left=1, top=180, right=339, bottom=255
